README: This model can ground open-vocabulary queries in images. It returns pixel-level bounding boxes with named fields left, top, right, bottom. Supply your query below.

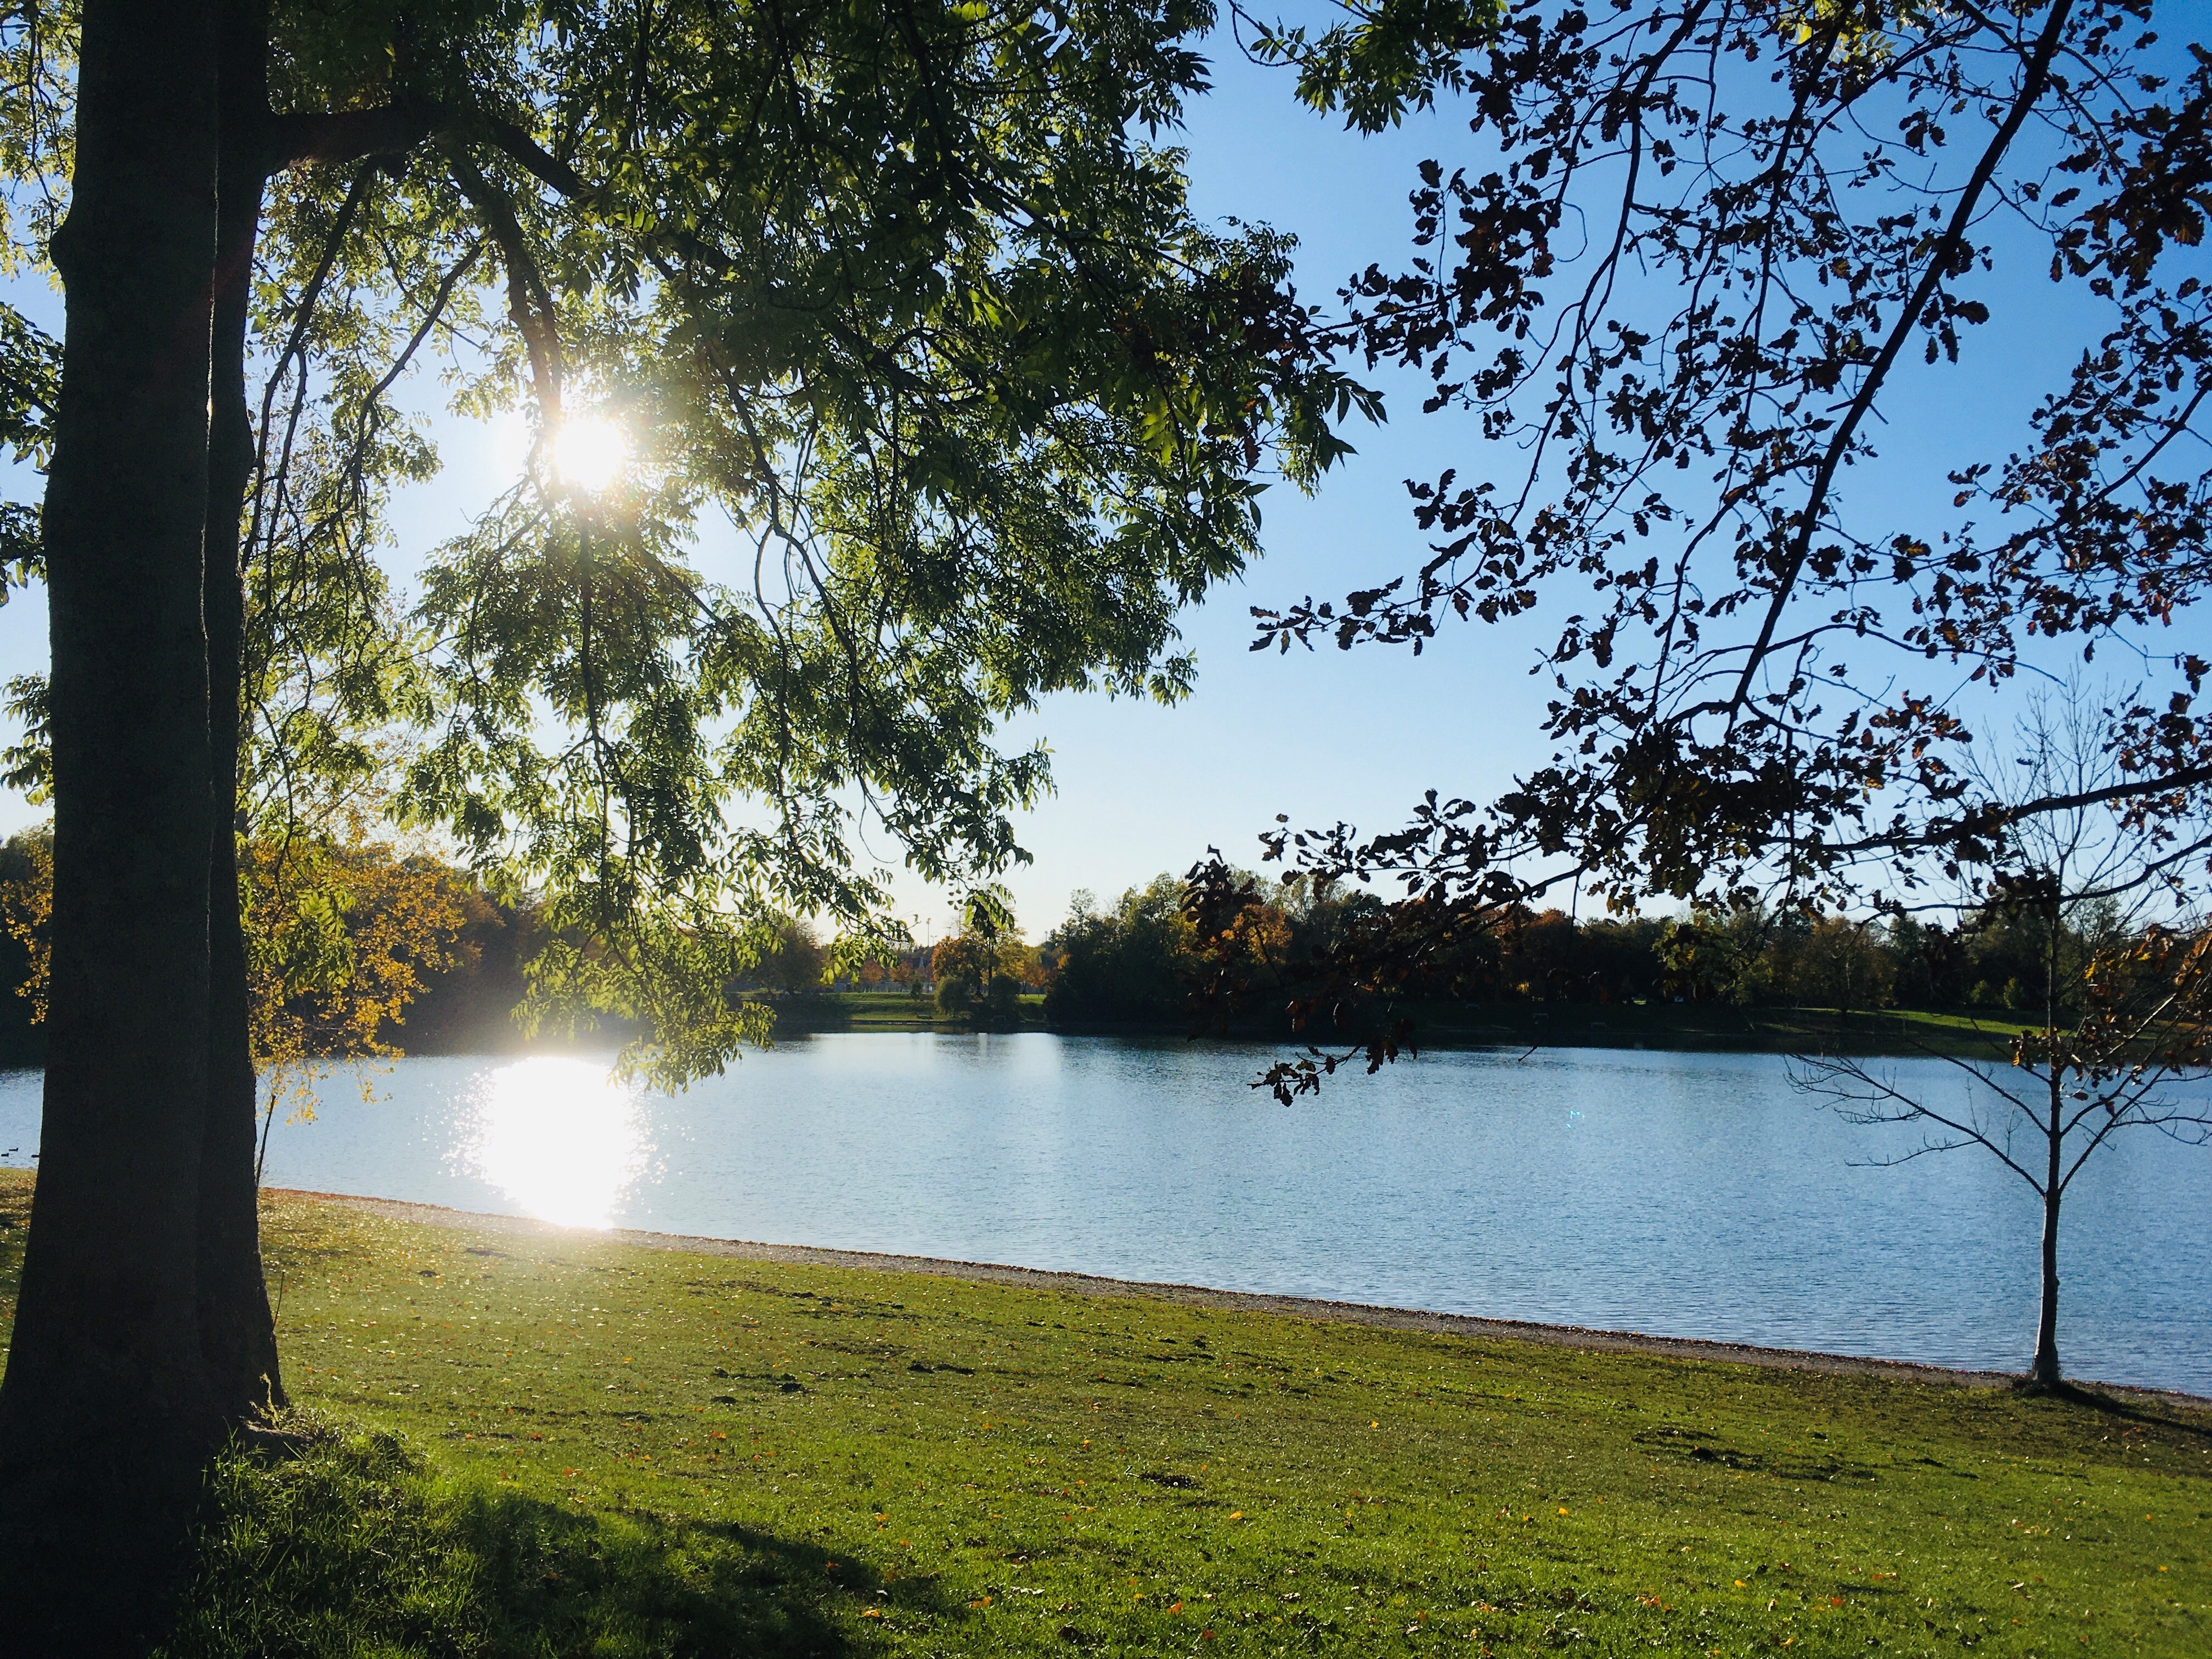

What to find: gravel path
left=279, top=1187, right=2211, bottom=1409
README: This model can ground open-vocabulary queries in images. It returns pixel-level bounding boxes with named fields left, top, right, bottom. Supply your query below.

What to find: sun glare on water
left=462, top=1057, right=645, bottom=1228
left=552, top=415, right=629, bottom=493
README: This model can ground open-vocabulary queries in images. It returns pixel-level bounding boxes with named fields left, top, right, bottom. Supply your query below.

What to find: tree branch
left=264, top=102, right=596, bottom=205
left=1723, top=0, right=2076, bottom=718
left=473, top=114, right=596, bottom=202
left=262, top=103, right=446, bottom=174
left=447, top=146, right=565, bottom=424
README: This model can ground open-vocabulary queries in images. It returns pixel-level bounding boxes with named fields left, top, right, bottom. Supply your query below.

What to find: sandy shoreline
left=274, top=1187, right=2212, bottom=1410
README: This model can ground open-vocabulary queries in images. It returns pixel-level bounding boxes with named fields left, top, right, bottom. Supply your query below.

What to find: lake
left=1, top=1036, right=2207, bottom=1394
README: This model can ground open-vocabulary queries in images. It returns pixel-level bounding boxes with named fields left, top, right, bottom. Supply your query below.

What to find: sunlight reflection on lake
left=455, top=1057, right=644, bottom=1227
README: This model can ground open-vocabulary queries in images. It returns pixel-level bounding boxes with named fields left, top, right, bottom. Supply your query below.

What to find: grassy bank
left=1, top=1173, right=2204, bottom=1656
left=786, top=992, right=2021, bottom=1058
left=1398, top=1001, right=2020, bottom=1058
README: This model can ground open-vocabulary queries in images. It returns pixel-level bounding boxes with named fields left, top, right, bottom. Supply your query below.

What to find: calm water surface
left=1, top=1036, right=2205, bottom=1393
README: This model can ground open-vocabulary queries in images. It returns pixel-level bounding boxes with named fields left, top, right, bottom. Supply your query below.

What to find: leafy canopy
left=0, top=0, right=1381, bottom=1085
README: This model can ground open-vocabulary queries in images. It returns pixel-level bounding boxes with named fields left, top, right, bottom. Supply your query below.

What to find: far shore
left=753, top=991, right=2037, bottom=1059
left=0, top=998, right=2037, bottom=1073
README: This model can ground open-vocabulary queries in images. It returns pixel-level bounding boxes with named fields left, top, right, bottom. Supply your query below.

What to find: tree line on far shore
left=879, top=872, right=2138, bottom=1034
left=0, top=825, right=533, bottom=1068
left=1028, top=873, right=2132, bottom=1032
left=0, top=827, right=2143, bottom=1066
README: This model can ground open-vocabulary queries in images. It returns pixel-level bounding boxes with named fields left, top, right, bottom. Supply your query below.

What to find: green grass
left=819, top=990, right=947, bottom=1030
left=1399, top=1001, right=2027, bottom=1058
left=2, top=1171, right=2207, bottom=1656
left=794, top=992, right=2025, bottom=1055
left=772, top=990, right=1047, bottom=1033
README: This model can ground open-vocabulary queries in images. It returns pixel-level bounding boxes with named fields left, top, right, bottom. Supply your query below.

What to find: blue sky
left=953, top=57, right=1547, bottom=938
left=0, top=24, right=2159, bottom=944
left=817, top=40, right=2135, bottom=940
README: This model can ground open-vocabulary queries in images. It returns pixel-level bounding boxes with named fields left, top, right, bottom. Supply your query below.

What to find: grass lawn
left=797, top=993, right=2030, bottom=1058
left=1, top=1172, right=2205, bottom=1657
left=822, top=990, right=950, bottom=1031
left=1398, top=1003, right=2028, bottom=1059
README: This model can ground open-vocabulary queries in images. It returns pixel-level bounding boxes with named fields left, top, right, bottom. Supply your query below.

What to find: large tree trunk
left=0, top=0, right=227, bottom=1645
left=198, top=0, right=286, bottom=1420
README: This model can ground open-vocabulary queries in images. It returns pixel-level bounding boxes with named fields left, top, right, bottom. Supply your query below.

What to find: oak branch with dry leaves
left=1191, top=0, right=2212, bottom=1086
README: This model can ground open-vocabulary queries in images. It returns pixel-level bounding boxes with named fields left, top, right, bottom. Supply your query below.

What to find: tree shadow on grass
left=159, top=1413, right=950, bottom=1658
left=2013, top=1378, right=2212, bottom=1445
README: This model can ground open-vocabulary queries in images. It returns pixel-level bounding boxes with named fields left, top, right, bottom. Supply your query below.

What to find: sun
left=551, top=415, right=629, bottom=493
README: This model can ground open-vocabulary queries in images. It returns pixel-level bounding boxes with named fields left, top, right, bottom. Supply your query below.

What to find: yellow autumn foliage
left=0, top=822, right=467, bottom=1108
left=241, top=833, right=469, bottom=1112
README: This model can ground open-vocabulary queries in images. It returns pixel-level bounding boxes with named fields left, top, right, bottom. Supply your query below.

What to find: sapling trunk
left=2030, top=1063, right=2065, bottom=1389
left=2028, top=894, right=2064, bottom=1390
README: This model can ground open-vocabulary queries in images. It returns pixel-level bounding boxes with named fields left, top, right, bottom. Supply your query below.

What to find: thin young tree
left=1799, top=916, right=2212, bottom=1391
left=1795, top=696, right=2212, bottom=1390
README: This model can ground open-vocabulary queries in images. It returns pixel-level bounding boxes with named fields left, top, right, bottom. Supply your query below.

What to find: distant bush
left=930, top=924, right=1042, bottom=1030
left=1043, top=877, right=1200, bottom=1027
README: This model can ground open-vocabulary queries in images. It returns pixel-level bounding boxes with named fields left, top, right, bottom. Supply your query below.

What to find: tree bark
left=2031, top=1187, right=2063, bottom=1387
left=0, top=0, right=226, bottom=1644
left=2030, top=1065, right=2064, bottom=1389
left=197, top=0, right=285, bottom=1420
left=2025, top=897, right=2065, bottom=1391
